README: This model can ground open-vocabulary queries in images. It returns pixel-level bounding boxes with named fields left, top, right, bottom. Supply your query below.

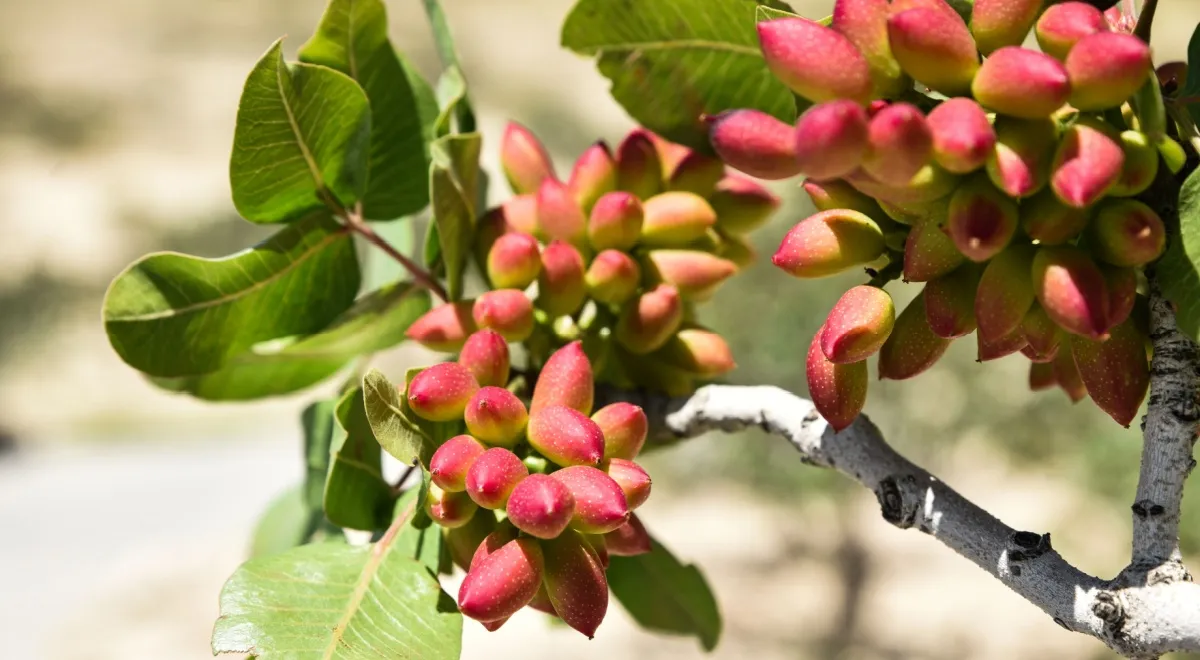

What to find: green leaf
left=430, top=132, right=483, bottom=301
left=325, top=386, right=393, bottom=531
left=607, top=537, right=722, bottom=652
left=212, top=499, right=462, bottom=659
left=249, top=485, right=315, bottom=558
left=104, top=212, right=360, bottom=378
left=562, top=0, right=796, bottom=151
left=304, top=399, right=339, bottom=511
left=230, top=39, right=372, bottom=223
left=362, top=369, right=434, bottom=464
left=1157, top=169, right=1200, bottom=341
left=299, top=0, right=439, bottom=220
left=150, top=281, right=430, bottom=400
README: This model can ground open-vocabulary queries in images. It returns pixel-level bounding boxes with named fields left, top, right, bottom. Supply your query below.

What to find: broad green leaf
left=212, top=498, right=462, bottom=659
left=430, top=132, right=482, bottom=301
left=249, top=485, right=315, bottom=559
left=607, top=537, right=722, bottom=651
left=151, top=281, right=430, bottom=400
left=562, top=0, right=796, bottom=151
left=230, top=40, right=372, bottom=223
left=304, top=399, right=339, bottom=511
left=299, top=0, right=439, bottom=220
left=1157, top=169, right=1200, bottom=341
left=104, top=212, right=360, bottom=378
left=326, top=387, right=392, bottom=531
left=363, top=369, right=432, bottom=464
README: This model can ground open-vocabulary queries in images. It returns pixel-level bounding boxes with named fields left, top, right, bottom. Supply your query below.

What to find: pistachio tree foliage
left=98, top=0, right=1200, bottom=657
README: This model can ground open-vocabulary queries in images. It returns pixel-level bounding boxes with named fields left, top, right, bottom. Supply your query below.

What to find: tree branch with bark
left=607, top=283, right=1200, bottom=659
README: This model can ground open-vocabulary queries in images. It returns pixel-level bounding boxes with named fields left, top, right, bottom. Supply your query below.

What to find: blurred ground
left=0, top=0, right=1197, bottom=658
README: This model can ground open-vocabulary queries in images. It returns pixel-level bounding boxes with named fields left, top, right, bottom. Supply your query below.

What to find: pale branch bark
left=604, top=302, right=1200, bottom=659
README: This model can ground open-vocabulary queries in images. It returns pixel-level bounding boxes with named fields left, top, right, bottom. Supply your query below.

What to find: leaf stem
left=1134, top=0, right=1157, bottom=42
left=342, top=205, right=448, bottom=302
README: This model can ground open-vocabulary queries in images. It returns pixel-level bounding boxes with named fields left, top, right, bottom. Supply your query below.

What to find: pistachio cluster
left=709, top=0, right=1181, bottom=429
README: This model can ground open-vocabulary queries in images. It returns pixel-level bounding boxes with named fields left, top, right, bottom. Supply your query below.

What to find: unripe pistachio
left=406, top=301, right=478, bottom=352
left=506, top=473, right=577, bottom=539
left=445, top=509, right=496, bottom=571
left=1053, top=343, right=1088, bottom=402
left=655, top=328, right=737, bottom=376
left=807, top=328, right=868, bottom=431
left=591, top=403, right=649, bottom=461
left=904, top=217, right=965, bottom=282
left=501, top=122, right=555, bottom=194
left=464, top=387, right=529, bottom=448
left=457, top=535, right=544, bottom=623
left=568, top=141, right=617, bottom=214
left=431, top=434, right=487, bottom=492
left=878, top=295, right=952, bottom=380
left=947, top=175, right=1019, bottom=262
left=667, top=151, right=725, bottom=196
left=1021, top=304, right=1062, bottom=362
left=407, top=362, right=480, bottom=422
left=710, top=175, right=779, bottom=234
left=887, top=7, right=979, bottom=95
left=605, top=513, right=652, bottom=557
left=977, top=325, right=1029, bottom=361
left=615, top=131, right=663, bottom=199
left=1087, top=199, right=1165, bottom=267
left=550, top=465, right=631, bottom=534
left=537, top=178, right=588, bottom=246
left=794, top=100, right=870, bottom=181
left=927, top=98, right=995, bottom=174
left=972, top=47, right=1071, bottom=118
left=486, top=232, right=541, bottom=290
left=833, top=0, right=909, bottom=98
left=924, top=264, right=982, bottom=338
left=971, top=0, right=1044, bottom=54
left=1066, top=32, right=1152, bottom=111
left=1072, top=317, right=1148, bottom=426
left=615, top=284, right=684, bottom=354
left=459, top=329, right=510, bottom=389
left=640, top=192, right=717, bottom=247
left=757, top=18, right=873, bottom=103
left=604, top=458, right=651, bottom=510
left=1029, top=360, right=1058, bottom=391
left=802, top=179, right=882, bottom=216
left=863, top=103, right=933, bottom=187
left=820, top=285, right=895, bottom=363
left=1033, top=246, right=1110, bottom=339
left=531, top=341, right=594, bottom=415
left=642, top=250, right=737, bottom=300
left=472, top=289, right=534, bottom=343
left=975, top=243, right=1036, bottom=340
left=707, top=109, right=802, bottom=180
left=585, top=249, right=641, bottom=305
left=427, top=484, right=479, bottom=529
left=537, top=241, right=587, bottom=317
left=588, top=191, right=644, bottom=251
left=987, top=116, right=1057, bottom=198
left=1110, top=130, right=1159, bottom=197
left=1036, top=2, right=1107, bottom=60
left=1020, top=188, right=1089, bottom=245
left=541, top=530, right=610, bottom=638
left=527, top=405, right=606, bottom=467
left=773, top=209, right=885, bottom=278
left=465, top=447, right=529, bottom=509
left=1051, top=119, right=1125, bottom=208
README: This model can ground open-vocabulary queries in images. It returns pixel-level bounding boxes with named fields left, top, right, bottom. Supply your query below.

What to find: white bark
left=607, top=287, right=1200, bottom=659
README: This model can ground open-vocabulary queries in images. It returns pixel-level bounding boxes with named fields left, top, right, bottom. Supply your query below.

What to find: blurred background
left=1, top=0, right=1198, bottom=658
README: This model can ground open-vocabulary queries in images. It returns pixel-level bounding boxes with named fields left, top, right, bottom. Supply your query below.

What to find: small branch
left=1133, top=0, right=1157, bottom=43
left=342, top=206, right=448, bottom=302
left=605, top=384, right=1200, bottom=657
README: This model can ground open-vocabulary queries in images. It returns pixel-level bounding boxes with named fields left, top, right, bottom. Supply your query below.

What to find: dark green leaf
left=363, top=368, right=433, bottom=464
left=150, top=281, right=430, bottom=400
left=304, top=399, right=339, bottom=511
left=104, top=212, right=360, bottom=378
left=299, top=0, right=439, bottom=220
left=607, top=537, right=722, bottom=651
left=230, top=39, right=372, bottom=223
left=212, top=499, right=462, bottom=659
left=430, top=132, right=482, bottom=300
left=1157, top=169, right=1200, bottom=341
left=325, top=387, right=393, bottom=531
left=249, top=485, right=315, bottom=558
left=562, top=0, right=796, bottom=151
